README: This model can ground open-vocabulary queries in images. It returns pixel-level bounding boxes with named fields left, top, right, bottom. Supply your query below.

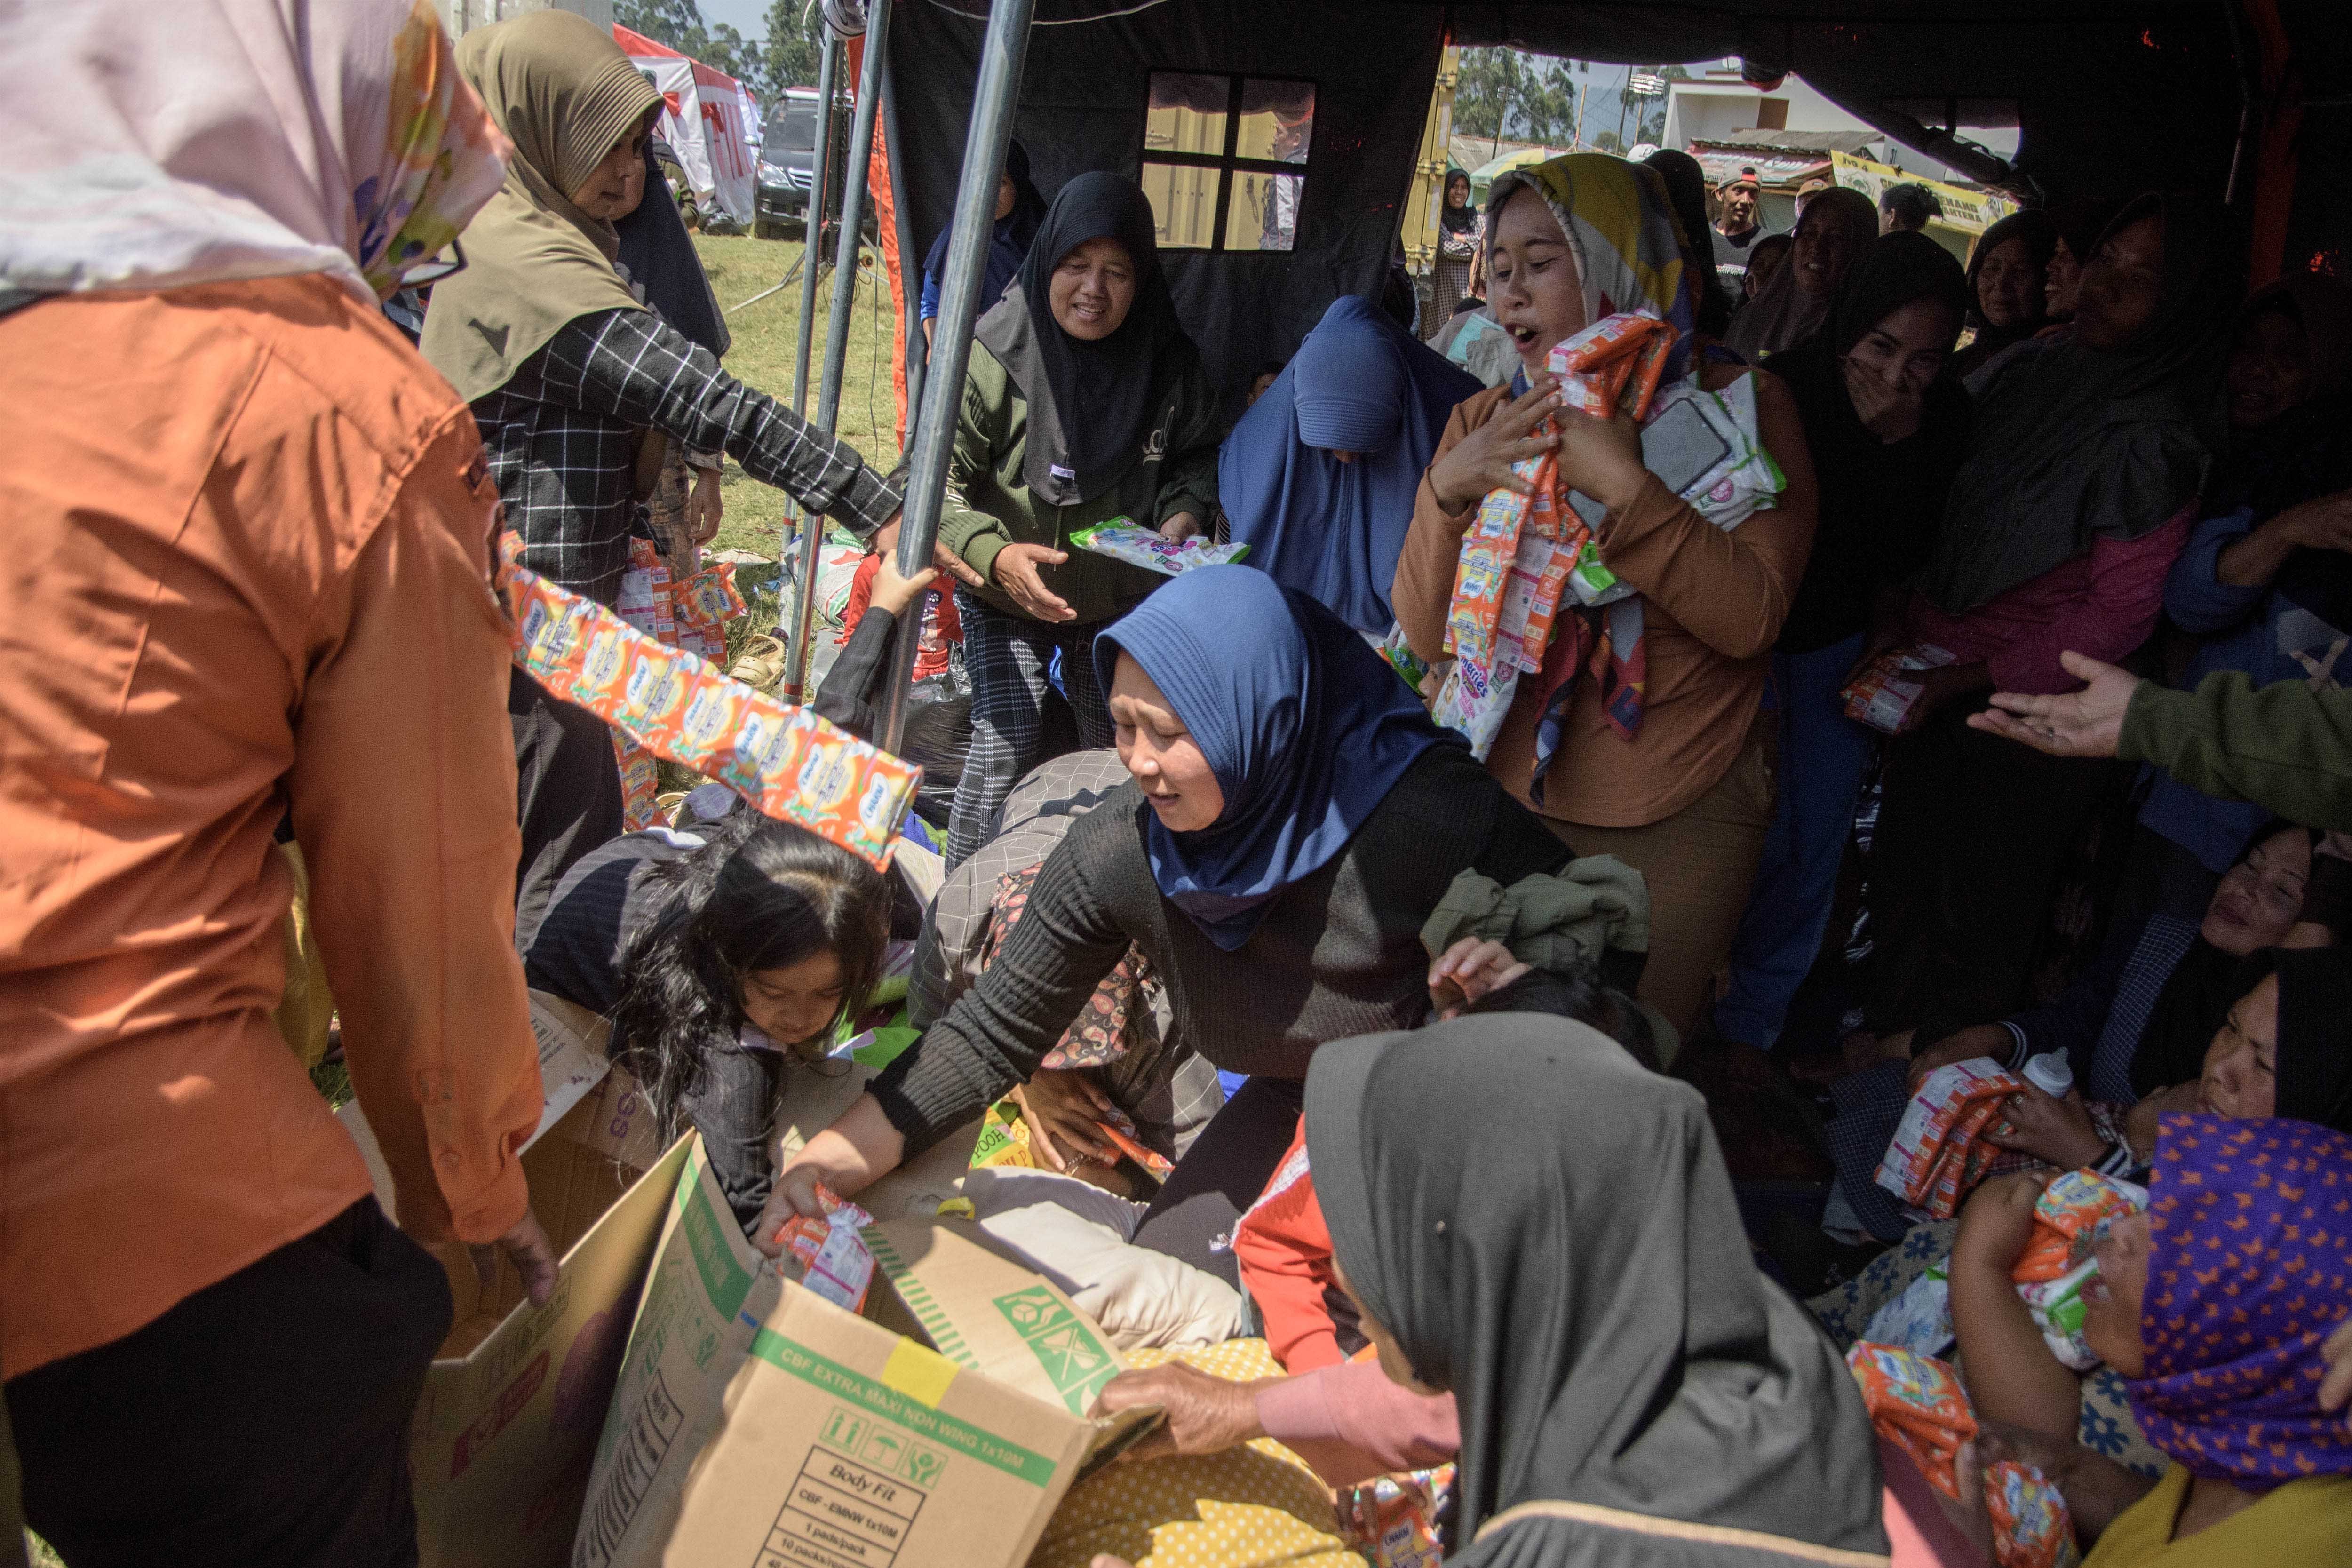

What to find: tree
left=761, top=0, right=828, bottom=92
left=1453, top=48, right=1577, bottom=150
left=616, top=0, right=772, bottom=97
left=1592, top=129, right=1623, bottom=154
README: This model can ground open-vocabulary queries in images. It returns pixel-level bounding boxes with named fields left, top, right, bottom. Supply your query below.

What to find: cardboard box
left=573, top=1147, right=1154, bottom=1568
left=336, top=993, right=691, bottom=1568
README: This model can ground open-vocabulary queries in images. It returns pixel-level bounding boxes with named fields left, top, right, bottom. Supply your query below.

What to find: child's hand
left=1953, top=1170, right=2051, bottom=1274
left=870, top=555, right=941, bottom=621
left=868, top=553, right=940, bottom=619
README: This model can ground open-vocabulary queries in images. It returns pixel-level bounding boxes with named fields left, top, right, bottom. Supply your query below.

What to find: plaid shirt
left=473, top=307, right=899, bottom=603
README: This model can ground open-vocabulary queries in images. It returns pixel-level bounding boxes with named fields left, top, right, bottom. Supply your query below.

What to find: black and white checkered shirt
left=473, top=307, right=900, bottom=603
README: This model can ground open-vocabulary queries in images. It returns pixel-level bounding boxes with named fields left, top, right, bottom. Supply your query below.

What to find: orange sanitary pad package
left=1875, top=1058, right=2026, bottom=1219
left=501, top=534, right=916, bottom=867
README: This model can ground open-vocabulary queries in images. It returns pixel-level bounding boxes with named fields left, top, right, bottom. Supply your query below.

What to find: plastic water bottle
left=2023, top=1052, right=2074, bottom=1098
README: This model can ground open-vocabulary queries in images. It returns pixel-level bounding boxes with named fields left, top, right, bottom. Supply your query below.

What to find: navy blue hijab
left=1221, top=296, right=1481, bottom=634
left=920, top=137, right=1047, bottom=323
left=1092, top=566, right=1450, bottom=949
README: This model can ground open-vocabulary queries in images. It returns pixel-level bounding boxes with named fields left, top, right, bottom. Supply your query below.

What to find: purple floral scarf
left=2129, top=1114, right=2352, bottom=1482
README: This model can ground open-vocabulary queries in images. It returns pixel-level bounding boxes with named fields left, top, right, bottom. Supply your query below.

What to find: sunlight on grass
left=691, top=232, right=906, bottom=563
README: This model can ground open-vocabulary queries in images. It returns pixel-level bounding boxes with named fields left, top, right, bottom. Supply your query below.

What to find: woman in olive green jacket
left=938, top=171, right=1223, bottom=865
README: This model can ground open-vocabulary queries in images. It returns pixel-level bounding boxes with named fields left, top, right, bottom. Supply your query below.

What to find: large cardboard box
left=338, top=994, right=690, bottom=1568
left=573, top=1147, right=1156, bottom=1568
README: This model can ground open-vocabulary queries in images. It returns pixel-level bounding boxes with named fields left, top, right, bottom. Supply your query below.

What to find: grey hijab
left=1915, top=192, right=2237, bottom=614
left=1305, top=1017, right=1888, bottom=1567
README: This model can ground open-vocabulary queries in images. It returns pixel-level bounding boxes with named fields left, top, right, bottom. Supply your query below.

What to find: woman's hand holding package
left=1553, top=403, right=1650, bottom=516
left=1012, top=1068, right=1118, bottom=1172
left=1092, top=1362, right=1271, bottom=1461
left=992, top=541, right=1077, bottom=622
left=1982, top=1082, right=2108, bottom=1170
left=1426, top=380, right=1560, bottom=514
left=2121, top=1082, right=2198, bottom=1164
left=1953, top=1170, right=2052, bottom=1275
left=1156, top=509, right=1203, bottom=543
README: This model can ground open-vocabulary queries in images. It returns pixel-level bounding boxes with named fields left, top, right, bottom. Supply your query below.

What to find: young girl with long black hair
left=521, top=810, right=891, bottom=1234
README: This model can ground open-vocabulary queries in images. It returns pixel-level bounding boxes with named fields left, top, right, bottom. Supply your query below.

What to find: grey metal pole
left=813, top=0, right=890, bottom=435
left=881, top=0, right=1034, bottom=754
left=777, top=26, right=843, bottom=701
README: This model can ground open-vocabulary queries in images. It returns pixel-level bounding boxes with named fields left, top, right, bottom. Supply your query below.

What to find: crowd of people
left=7, top=3, right=2352, bottom=1567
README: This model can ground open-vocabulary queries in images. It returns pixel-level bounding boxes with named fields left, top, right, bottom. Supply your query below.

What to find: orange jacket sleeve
left=286, top=410, right=541, bottom=1246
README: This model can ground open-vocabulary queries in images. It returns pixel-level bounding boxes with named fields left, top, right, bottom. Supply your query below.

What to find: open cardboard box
left=337, top=990, right=996, bottom=1567
left=337, top=994, right=690, bottom=1568
left=574, top=1145, right=1159, bottom=1568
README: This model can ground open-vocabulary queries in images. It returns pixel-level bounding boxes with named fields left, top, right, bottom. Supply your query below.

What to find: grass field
left=689, top=231, right=907, bottom=562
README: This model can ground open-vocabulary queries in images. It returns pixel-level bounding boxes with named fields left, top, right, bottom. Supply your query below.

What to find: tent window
left=1142, top=72, right=1313, bottom=253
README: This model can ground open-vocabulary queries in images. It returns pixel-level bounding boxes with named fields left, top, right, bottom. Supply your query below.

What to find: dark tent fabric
left=887, top=1, right=1444, bottom=398
left=889, top=2, right=2346, bottom=412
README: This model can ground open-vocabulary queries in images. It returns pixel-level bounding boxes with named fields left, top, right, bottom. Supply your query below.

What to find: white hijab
left=0, top=0, right=509, bottom=303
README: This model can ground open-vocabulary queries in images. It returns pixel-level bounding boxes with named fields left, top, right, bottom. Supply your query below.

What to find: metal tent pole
left=814, top=0, right=891, bottom=436
left=880, top=0, right=1035, bottom=754
left=778, top=25, right=843, bottom=700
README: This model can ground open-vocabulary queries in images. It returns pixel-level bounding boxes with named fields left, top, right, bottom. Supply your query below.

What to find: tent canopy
left=886, top=1, right=2338, bottom=400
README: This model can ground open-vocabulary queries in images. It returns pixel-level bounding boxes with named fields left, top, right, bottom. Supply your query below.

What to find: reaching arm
left=538, top=307, right=901, bottom=538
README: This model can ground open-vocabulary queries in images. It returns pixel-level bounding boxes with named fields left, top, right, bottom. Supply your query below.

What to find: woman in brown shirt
left=1392, top=155, right=1819, bottom=1040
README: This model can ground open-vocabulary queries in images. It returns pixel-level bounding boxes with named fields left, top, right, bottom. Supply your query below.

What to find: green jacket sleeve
left=2121, top=671, right=2352, bottom=831
left=936, top=357, right=1013, bottom=584
left=1151, top=356, right=1224, bottom=529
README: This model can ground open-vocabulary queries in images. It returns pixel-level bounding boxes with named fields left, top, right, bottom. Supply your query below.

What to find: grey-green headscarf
left=1305, top=1017, right=1888, bottom=1567
left=420, top=8, right=660, bottom=403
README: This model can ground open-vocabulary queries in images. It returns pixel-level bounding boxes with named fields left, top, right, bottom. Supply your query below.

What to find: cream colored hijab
left=421, top=8, right=660, bottom=402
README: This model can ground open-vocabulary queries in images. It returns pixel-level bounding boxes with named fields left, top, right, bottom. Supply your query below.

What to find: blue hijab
left=1220, top=296, right=1482, bottom=634
left=1092, top=566, right=1451, bottom=949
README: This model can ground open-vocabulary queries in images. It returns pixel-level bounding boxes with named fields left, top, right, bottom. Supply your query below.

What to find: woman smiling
left=763, top=566, right=1586, bottom=1281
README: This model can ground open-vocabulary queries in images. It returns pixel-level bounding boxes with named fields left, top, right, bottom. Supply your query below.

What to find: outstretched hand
left=1966, top=651, right=2140, bottom=759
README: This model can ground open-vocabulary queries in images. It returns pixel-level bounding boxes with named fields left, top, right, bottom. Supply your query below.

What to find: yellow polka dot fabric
left=1027, top=1339, right=1366, bottom=1568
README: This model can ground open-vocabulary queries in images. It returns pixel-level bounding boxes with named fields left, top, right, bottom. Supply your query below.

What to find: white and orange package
left=1841, top=644, right=1957, bottom=734
left=768, top=1183, right=876, bottom=1313
left=1850, top=1344, right=2078, bottom=1567
left=1545, top=311, right=1676, bottom=422
left=1875, top=1058, right=2027, bottom=1219
left=500, top=534, right=916, bottom=867
left=2012, top=1170, right=2148, bottom=1370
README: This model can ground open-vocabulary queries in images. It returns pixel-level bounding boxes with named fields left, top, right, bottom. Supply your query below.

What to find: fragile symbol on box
left=762, top=1429, right=933, bottom=1568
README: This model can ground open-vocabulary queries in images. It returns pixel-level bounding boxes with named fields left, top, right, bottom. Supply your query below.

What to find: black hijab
left=1951, top=208, right=2055, bottom=378
left=2132, top=822, right=2323, bottom=1100
left=1440, top=166, right=1478, bottom=237
left=1644, top=148, right=1732, bottom=341
left=974, top=171, right=1195, bottom=507
left=1766, top=231, right=1972, bottom=654
left=2259, top=946, right=2352, bottom=1133
left=2218, top=277, right=2352, bottom=631
left=615, top=138, right=730, bottom=358
left=1918, top=191, right=2240, bottom=615
left=1305, top=1018, right=1887, bottom=1567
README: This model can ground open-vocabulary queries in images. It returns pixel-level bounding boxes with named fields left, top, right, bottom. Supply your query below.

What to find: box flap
left=863, top=1218, right=1127, bottom=1418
